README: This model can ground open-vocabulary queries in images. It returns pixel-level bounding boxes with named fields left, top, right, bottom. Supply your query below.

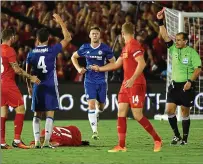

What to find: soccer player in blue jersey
left=26, top=14, right=72, bottom=148
left=71, top=26, right=115, bottom=139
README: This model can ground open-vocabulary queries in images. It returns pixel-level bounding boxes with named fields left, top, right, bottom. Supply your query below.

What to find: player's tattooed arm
left=10, top=62, right=41, bottom=84
left=26, top=63, right=33, bottom=96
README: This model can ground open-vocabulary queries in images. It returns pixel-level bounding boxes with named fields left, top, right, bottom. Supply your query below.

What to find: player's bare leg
left=166, top=103, right=182, bottom=145
left=12, top=105, right=30, bottom=149
left=33, top=112, right=43, bottom=148
left=41, top=111, right=55, bottom=148
left=132, top=108, right=162, bottom=152
left=108, top=103, right=128, bottom=152
left=88, top=99, right=99, bottom=140
left=1, top=106, right=12, bottom=149
left=180, top=106, right=190, bottom=145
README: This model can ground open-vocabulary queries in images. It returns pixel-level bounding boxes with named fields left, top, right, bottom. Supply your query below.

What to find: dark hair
left=1, top=29, right=15, bottom=42
left=36, top=28, right=49, bottom=43
left=89, top=26, right=101, bottom=33
left=176, top=32, right=189, bottom=41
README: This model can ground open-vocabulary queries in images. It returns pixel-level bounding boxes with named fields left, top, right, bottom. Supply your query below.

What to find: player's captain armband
left=165, top=40, right=173, bottom=48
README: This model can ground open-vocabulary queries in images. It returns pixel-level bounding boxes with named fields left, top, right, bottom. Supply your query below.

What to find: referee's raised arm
left=157, top=8, right=171, bottom=43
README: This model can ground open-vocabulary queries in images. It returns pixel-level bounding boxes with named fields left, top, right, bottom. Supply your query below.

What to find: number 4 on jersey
left=37, top=56, right=48, bottom=73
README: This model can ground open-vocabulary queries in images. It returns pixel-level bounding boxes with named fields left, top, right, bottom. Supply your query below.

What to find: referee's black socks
left=182, top=117, right=190, bottom=142
left=168, top=114, right=181, bottom=137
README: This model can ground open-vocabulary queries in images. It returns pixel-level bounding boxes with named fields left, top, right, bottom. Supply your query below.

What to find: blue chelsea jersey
left=26, top=43, right=62, bottom=86
left=77, top=43, right=114, bottom=84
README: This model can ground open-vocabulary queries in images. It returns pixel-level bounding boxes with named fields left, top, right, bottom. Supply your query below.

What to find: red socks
left=117, top=117, right=127, bottom=148
left=14, top=114, right=25, bottom=140
left=1, top=117, right=7, bottom=144
left=138, top=116, right=161, bottom=142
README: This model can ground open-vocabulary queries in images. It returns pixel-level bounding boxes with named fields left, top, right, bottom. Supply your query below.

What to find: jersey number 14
left=37, top=56, right=48, bottom=73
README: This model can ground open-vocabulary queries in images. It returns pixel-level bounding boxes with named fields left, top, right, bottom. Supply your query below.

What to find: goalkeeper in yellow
left=157, top=8, right=202, bottom=145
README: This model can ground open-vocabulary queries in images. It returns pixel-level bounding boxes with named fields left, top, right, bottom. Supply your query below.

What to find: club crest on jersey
left=182, top=58, right=189, bottom=64
left=98, top=50, right=103, bottom=55
left=122, top=52, right=128, bottom=58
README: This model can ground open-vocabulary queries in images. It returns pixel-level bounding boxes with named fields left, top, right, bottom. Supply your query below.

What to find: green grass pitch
left=1, top=120, right=203, bottom=164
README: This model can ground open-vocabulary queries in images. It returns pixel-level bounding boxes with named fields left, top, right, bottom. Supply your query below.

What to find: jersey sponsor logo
left=89, top=56, right=102, bottom=60
left=98, top=50, right=103, bottom=55
left=182, top=58, right=189, bottom=64
left=33, top=48, right=48, bottom=53
left=122, top=52, right=128, bottom=58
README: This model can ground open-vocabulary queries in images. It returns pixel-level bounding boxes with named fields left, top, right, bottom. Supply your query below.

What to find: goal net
left=154, top=8, right=203, bottom=121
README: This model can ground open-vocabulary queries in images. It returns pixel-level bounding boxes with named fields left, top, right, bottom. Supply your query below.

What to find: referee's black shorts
left=166, top=81, right=196, bottom=107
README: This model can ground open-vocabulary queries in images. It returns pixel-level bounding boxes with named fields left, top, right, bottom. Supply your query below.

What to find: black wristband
left=187, top=79, right=193, bottom=83
left=158, top=19, right=164, bottom=26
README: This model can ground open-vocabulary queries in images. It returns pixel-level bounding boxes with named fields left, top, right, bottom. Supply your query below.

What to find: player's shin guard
left=33, top=116, right=41, bottom=145
left=182, top=116, right=190, bottom=142
left=44, top=117, right=54, bottom=145
left=14, top=114, right=25, bottom=141
left=88, top=109, right=97, bottom=133
left=138, top=116, right=161, bottom=142
left=117, top=117, right=127, bottom=148
left=1, top=117, right=7, bottom=144
left=168, top=114, right=180, bottom=137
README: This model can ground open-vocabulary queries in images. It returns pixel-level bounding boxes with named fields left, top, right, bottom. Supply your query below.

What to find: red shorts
left=1, top=84, right=24, bottom=107
left=118, top=84, right=146, bottom=108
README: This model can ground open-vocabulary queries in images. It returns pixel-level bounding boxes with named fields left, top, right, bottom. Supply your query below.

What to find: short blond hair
left=122, top=22, right=135, bottom=35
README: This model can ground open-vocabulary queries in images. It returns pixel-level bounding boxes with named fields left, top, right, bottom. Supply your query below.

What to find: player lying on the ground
left=30, top=125, right=89, bottom=148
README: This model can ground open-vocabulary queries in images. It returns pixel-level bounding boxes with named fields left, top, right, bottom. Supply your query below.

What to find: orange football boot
left=154, top=140, right=162, bottom=152
left=108, top=145, right=127, bottom=152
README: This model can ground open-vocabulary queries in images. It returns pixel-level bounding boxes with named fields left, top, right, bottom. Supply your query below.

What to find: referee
left=157, top=9, right=202, bottom=145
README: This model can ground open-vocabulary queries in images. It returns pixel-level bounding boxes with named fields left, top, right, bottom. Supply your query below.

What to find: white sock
left=88, top=109, right=97, bottom=133
left=44, top=117, right=54, bottom=145
left=95, top=108, right=103, bottom=117
left=33, top=116, right=41, bottom=144
left=14, top=139, right=20, bottom=143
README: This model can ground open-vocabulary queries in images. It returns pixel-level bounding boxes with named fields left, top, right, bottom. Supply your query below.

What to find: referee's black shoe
left=180, top=140, right=187, bottom=145
left=171, top=136, right=182, bottom=145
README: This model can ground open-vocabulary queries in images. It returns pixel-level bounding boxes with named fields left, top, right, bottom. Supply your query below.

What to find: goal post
left=154, top=8, right=203, bottom=121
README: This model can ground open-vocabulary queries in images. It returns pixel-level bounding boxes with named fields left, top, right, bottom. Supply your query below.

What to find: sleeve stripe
left=133, top=50, right=142, bottom=57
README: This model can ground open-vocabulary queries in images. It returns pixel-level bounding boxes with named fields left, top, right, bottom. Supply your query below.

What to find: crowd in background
left=1, top=1, right=203, bottom=82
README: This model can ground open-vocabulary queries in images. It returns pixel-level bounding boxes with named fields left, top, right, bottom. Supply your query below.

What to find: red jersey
left=1, top=44, right=17, bottom=85
left=121, top=39, right=146, bottom=85
left=41, top=126, right=82, bottom=146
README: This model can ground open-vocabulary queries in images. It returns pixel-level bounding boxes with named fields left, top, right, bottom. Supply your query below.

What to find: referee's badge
left=98, top=50, right=103, bottom=55
left=182, top=58, right=189, bottom=64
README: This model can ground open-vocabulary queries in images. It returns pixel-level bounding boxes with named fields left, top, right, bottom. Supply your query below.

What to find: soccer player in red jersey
left=1, top=29, right=41, bottom=149
left=30, top=125, right=89, bottom=148
left=91, top=22, right=162, bottom=152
